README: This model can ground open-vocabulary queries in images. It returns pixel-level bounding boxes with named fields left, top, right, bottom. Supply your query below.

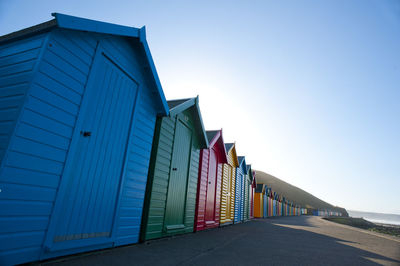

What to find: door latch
left=81, top=131, right=91, bottom=137
left=172, top=168, right=177, bottom=171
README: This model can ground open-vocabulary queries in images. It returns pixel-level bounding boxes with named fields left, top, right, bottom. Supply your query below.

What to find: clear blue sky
left=1, top=0, right=399, bottom=214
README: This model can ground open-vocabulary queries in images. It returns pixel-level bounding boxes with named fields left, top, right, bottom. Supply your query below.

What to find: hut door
left=164, top=119, right=192, bottom=231
left=225, top=166, right=232, bottom=220
left=205, top=148, right=217, bottom=223
left=45, top=51, right=137, bottom=251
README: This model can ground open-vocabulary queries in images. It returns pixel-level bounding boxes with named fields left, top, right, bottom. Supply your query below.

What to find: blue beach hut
left=234, top=156, right=246, bottom=223
left=0, top=13, right=168, bottom=265
left=263, top=186, right=268, bottom=218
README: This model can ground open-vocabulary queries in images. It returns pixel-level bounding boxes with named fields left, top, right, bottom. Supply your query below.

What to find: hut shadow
left=34, top=217, right=400, bottom=266
left=256, top=215, right=319, bottom=227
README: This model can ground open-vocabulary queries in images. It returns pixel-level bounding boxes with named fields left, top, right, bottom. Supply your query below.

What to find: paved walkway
left=39, top=216, right=400, bottom=266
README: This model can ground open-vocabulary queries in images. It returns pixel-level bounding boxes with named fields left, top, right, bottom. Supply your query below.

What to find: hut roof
left=167, top=97, right=208, bottom=148
left=0, top=13, right=169, bottom=116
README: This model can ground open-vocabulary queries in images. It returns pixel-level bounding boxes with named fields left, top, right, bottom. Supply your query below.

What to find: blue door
left=263, top=193, right=267, bottom=218
left=234, top=169, right=244, bottom=223
left=44, top=49, right=138, bottom=252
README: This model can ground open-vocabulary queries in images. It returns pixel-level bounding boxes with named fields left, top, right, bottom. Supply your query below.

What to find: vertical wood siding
left=254, top=193, right=263, bottom=218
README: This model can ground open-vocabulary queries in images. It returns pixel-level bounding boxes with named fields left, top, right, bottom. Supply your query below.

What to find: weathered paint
left=194, top=130, right=227, bottom=231
left=0, top=14, right=169, bottom=265
left=219, top=143, right=239, bottom=226
left=234, top=156, right=246, bottom=224
left=141, top=98, right=208, bottom=241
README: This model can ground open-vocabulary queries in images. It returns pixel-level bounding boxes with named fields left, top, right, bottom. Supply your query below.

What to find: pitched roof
left=167, top=98, right=192, bottom=110
left=205, top=130, right=227, bottom=164
left=166, top=97, right=208, bottom=148
left=255, top=184, right=264, bottom=193
left=206, top=130, right=219, bottom=143
left=0, top=13, right=169, bottom=116
left=237, top=156, right=247, bottom=173
left=225, top=143, right=234, bottom=152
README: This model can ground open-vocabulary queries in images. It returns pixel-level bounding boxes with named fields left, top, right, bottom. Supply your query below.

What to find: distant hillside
left=255, top=170, right=348, bottom=216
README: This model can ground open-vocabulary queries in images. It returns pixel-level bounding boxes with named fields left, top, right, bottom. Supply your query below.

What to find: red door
left=205, top=148, right=217, bottom=223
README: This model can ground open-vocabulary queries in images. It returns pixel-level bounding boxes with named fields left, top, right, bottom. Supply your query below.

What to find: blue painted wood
left=234, top=168, right=242, bottom=223
left=0, top=17, right=168, bottom=265
left=0, top=34, right=45, bottom=165
left=263, top=191, right=267, bottom=218
left=234, top=157, right=247, bottom=224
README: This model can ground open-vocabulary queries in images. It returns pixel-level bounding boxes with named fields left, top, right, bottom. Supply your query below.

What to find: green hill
left=255, top=170, right=348, bottom=216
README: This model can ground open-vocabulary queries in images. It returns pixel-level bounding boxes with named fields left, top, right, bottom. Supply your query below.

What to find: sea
left=348, top=210, right=400, bottom=226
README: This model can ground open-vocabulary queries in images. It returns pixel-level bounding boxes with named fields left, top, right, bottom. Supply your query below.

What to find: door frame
left=42, top=43, right=140, bottom=254
left=163, top=115, right=193, bottom=233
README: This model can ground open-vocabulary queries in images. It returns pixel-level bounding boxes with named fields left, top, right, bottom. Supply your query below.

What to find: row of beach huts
left=0, top=14, right=340, bottom=265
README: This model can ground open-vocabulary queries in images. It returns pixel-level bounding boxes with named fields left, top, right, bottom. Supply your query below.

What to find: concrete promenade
left=38, top=216, right=400, bottom=266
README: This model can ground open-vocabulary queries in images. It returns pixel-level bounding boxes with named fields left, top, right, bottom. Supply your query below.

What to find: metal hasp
left=194, top=130, right=228, bottom=232
left=219, top=143, right=239, bottom=226
left=141, top=97, right=208, bottom=241
left=0, top=13, right=169, bottom=265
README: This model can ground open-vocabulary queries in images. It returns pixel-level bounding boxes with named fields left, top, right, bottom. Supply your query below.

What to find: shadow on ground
left=33, top=216, right=400, bottom=266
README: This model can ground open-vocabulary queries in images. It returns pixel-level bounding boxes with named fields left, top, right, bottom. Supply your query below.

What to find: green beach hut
left=141, top=97, right=208, bottom=241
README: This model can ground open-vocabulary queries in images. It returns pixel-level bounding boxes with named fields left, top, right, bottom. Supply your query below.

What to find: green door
left=164, top=119, right=192, bottom=231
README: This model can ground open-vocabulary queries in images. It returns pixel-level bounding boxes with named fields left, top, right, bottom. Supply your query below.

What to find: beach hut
left=254, top=184, right=264, bottom=218
left=0, top=13, right=170, bottom=265
left=263, top=186, right=268, bottom=218
left=234, top=156, right=247, bottom=223
left=244, top=165, right=254, bottom=221
left=248, top=166, right=256, bottom=219
left=194, top=130, right=227, bottom=232
left=268, top=189, right=273, bottom=217
left=220, top=143, right=239, bottom=226
left=141, top=97, right=208, bottom=241
left=278, top=197, right=281, bottom=216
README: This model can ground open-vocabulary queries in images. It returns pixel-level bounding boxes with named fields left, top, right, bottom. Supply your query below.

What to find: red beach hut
left=194, top=130, right=228, bottom=231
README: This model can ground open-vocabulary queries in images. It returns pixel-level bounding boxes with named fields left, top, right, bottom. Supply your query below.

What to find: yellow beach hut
left=220, top=143, right=239, bottom=226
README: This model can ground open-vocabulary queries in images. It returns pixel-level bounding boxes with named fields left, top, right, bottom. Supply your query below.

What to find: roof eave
left=207, top=129, right=228, bottom=164
left=168, top=97, right=208, bottom=149
left=169, top=98, right=196, bottom=117
left=53, top=13, right=169, bottom=116
left=53, top=13, right=141, bottom=38
left=138, top=27, right=169, bottom=116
